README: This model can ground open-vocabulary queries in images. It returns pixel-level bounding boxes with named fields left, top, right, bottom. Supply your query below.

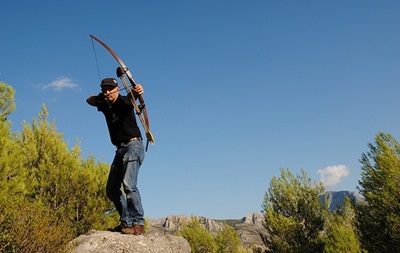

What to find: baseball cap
left=100, top=78, right=118, bottom=88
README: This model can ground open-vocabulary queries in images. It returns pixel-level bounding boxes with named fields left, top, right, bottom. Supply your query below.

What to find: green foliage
left=0, top=81, right=15, bottom=121
left=215, top=223, right=250, bottom=253
left=6, top=201, right=73, bottom=253
left=0, top=84, right=116, bottom=252
left=262, top=168, right=328, bottom=253
left=357, top=132, right=400, bottom=253
left=323, top=197, right=363, bottom=253
left=177, top=217, right=250, bottom=253
left=177, top=217, right=217, bottom=253
left=0, top=83, right=20, bottom=198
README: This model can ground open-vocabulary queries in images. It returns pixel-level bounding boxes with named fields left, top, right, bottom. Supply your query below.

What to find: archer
left=86, top=78, right=146, bottom=235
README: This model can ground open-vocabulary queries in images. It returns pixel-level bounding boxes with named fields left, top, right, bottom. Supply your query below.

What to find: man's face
left=102, top=85, right=119, bottom=102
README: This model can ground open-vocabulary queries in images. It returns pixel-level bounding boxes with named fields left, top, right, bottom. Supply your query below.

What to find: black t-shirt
left=96, top=94, right=142, bottom=146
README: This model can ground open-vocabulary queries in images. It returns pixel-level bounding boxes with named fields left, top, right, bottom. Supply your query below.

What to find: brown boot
left=133, top=224, right=146, bottom=235
left=108, top=224, right=126, bottom=232
left=121, top=225, right=136, bottom=235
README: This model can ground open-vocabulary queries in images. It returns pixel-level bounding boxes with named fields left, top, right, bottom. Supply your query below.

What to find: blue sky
left=1, top=1, right=399, bottom=219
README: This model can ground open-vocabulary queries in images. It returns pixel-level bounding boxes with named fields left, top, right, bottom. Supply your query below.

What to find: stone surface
left=67, top=230, right=191, bottom=253
left=242, top=212, right=265, bottom=227
left=150, top=215, right=225, bottom=235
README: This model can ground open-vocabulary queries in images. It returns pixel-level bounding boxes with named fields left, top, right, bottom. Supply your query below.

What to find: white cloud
left=317, top=165, right=350, bottom=187
left=42, top=77, right=78, bottom=91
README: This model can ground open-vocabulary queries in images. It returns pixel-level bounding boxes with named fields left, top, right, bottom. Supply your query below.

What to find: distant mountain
left=320, top=190, right=365, bottom=212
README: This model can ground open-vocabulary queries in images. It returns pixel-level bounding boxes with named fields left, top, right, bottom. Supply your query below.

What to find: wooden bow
left=90, top=34, right=154, bottom=150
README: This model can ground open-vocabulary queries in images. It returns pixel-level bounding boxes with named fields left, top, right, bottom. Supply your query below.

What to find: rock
left=242, top=212, right=265, bottom=227
left=162, top=215, right=192, bottom=232
left=67, top=230, right=191, bottom=253
left=149, top=215, right=225, bottom=236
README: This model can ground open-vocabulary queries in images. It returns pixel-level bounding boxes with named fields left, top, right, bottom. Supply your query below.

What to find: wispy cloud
left=42, top=76, right=78, bottom=91
left=317, top=165, right=349, bottom=187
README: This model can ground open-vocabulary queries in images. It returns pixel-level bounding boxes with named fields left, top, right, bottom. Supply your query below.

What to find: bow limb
left=90, top=34, right=154, bottom=148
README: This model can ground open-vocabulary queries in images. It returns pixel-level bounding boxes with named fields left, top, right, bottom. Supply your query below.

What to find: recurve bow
left=90, top=34, right=155, bottom=151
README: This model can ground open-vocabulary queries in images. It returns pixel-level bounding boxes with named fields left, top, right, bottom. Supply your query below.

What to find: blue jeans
left=106, top=140, right=145, bottom=227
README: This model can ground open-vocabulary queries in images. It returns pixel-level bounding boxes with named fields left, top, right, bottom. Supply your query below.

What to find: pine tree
left=262, top=168, right=328, bottom=253
left=0, top=83, right=115, bottom=251
left=0, top=82, right=15, bottom=122
left=0, top=82, right=17, bottom=253
left=16, top=105, right=113, bottom=235
left=357, top=132, right=400, bottom=253
left=0, top=82, right=18, bottom=190
left=323, top=197, right=363, bottom=253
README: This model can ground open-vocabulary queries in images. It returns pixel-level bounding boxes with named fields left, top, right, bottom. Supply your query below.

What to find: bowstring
left=91, top=37, right=102, bottom=82
left=91, top=37, right=134, bottom=94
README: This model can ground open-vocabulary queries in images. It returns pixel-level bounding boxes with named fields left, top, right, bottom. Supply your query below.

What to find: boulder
left=67, top=230, right=191, bottom=253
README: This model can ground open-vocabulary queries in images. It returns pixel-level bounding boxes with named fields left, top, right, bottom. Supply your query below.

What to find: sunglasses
left=101, top=86, right=117, bottom=93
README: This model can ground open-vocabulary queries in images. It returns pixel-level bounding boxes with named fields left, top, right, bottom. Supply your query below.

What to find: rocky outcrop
left=148, top=214, right=267, bottom=252
left=149, top=215, right=225, bottom=235
left=67, top=230, right=191, bottom=253
left=242, top=212, right=265, bottom=227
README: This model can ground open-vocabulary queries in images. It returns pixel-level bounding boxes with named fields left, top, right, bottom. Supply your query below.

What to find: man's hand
left=125, top=84, right=144, bottom=105
left=132, top=84, right=144, bottom=97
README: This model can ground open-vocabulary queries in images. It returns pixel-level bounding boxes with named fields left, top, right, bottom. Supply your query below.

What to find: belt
left=118, top=137, right=142, bottom=148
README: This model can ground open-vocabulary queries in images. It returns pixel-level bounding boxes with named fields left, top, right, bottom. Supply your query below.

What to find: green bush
left=0, top=83, right=116, bottom=252
left=177, top=217, right=250, bottom=253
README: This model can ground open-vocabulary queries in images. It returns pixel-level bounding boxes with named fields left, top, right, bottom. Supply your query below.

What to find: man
left=86, top=78, right=146, bottom=235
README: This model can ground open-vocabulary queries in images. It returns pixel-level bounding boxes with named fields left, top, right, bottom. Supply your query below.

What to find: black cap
left=100, top=78, right=118, bottom=88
